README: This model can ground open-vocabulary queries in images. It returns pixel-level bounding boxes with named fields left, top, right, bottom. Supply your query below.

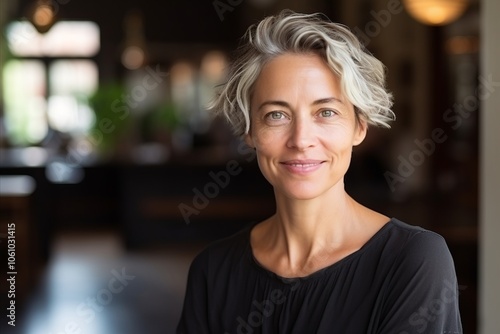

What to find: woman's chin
left=275, top=185, right=328, bottom=201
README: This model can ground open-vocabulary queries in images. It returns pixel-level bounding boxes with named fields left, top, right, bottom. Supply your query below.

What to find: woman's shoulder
left=375, top=219, right=462, bottom=334
left=383, top=218, right=456, bottom=271
left=386, top=218, right=449, bottom=248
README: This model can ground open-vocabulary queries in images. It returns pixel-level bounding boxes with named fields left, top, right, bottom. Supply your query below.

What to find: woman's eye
left=268, top=111, right=285, bottom=120
left=320, top=110, right=335, bottom=117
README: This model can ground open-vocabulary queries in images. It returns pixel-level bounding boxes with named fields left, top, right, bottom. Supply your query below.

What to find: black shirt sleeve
left=376, top=231, right=463, bottom=334
left=176, top=249, right=210, bottom=334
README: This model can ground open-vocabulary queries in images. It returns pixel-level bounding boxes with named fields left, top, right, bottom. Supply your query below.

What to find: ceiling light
left=403, top=0, right=468, bottom=26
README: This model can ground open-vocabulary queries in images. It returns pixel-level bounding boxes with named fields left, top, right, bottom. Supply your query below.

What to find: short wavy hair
left=209, top=9, right=395, bottom=136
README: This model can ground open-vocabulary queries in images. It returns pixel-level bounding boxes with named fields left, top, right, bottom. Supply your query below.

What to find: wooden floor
left=8, top=231, right=205, bottom=334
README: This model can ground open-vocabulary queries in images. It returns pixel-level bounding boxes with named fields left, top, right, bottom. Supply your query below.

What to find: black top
left=177, top=218, right=462, bottom=333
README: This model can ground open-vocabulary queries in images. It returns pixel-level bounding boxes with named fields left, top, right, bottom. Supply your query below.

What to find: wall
left=480, top=0, right=500, bottom=332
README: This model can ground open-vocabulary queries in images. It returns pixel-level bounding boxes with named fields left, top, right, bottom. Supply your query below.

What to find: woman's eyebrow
left=257, top=100, right=290, bottom=111
left=312, top=97, right=343, bottom=105
left=257, top=97, right=343, bottom=111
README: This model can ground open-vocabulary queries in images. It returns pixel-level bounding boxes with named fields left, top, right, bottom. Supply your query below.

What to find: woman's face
left=246, top=53, right=367, bottom=200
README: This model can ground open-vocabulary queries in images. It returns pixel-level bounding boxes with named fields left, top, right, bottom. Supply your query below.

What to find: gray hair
left=209, top=9, right=395, bottom=136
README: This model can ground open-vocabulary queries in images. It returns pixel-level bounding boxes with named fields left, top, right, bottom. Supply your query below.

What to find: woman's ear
left=353, top=118, right=368, bottom=146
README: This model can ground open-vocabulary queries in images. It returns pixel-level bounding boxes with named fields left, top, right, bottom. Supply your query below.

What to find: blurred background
left=0, top=0, right=497, bottom=333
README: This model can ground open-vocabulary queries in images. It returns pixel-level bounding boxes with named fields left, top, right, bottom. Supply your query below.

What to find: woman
left=177, top=10, right=462, bottom=334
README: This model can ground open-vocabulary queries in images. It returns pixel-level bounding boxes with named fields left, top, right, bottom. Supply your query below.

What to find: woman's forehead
left=252, top=54, right=344, bottom=103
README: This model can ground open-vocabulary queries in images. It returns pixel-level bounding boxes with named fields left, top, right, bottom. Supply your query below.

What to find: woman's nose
left=286, top=116, right=317, bottom=151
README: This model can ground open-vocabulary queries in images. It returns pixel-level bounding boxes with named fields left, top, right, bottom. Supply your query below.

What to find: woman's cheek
left=254, top=130, right=280, bottom=149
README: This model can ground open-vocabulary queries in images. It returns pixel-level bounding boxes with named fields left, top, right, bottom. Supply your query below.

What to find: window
left=3, top=20, right=100, bottom=147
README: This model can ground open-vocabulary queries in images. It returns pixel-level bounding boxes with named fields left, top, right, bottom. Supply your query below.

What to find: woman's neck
left=273, top=188, right=356, bottom=249
left=252, top=186, right=388, bottom=277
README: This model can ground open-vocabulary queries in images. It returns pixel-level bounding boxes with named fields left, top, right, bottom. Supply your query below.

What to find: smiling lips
left=280, top=160, right=326, bottom=174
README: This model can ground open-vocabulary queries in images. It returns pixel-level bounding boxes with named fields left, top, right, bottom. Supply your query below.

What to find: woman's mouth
left=280, top=160, right=325, bottom=174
